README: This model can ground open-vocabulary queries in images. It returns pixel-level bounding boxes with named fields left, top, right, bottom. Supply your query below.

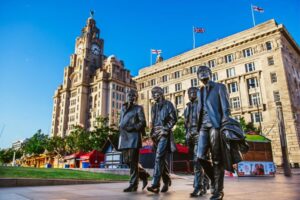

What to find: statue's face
left=152, top=91, right=163, bottom=102
left=188, top=90, right=197, bottom=101
left=198, top=69, right=210, bottom=85
left=127, top=93, right=136, bottom=103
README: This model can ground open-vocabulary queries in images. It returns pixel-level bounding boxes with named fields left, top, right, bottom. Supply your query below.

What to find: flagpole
left=251, top=4, right=256, bottom=27
left=192, top=26, right=195, bottom=49
left=150, top=49, right=152, bottom=65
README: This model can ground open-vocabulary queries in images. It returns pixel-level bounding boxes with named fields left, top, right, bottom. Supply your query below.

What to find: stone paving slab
left=0, top=174, right=299, bottom=200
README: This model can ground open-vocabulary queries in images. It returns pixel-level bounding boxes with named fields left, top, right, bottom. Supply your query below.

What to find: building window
left=230, top=97, right=240, bottom=109
left=245, top=62, right=255, bottom=72
left=243, top=48, right=253, bottom=57
left=273, top=91, right=281, bottom=102
left=268, top=57, right=274, bottom=65
left=208, top=59, right=216, bottom=68
left=112, top=92, right=115, bottom=99
left=228, top=82, right=238, bottom=93
left=251, top=112, right=263, bottom=123
left=175, top=83, right=182, bottom=91
left=163, top=86, right=169, bottom=94
left=191, top=78, right=198, bottom=87
left=226, top=67, right=236, bottom=78
left=266, top=41, right=272, bottom=50
left=162, top=75, right=168, bottom=82
left=71, top=91, right=77, bottom=98
left=140, top=83, right=145, bottom=89
left=150, top=79, right=156, bottom=86
left=270, top=72, right=277, bottom=83
left=190, top=66, right=197, bottom=74
left=112, top=101, right=115, bottom=108
left=174, top=71, right=181, bottom=79
left=212, top=72, right=218, bottom=81
left=247, top=78, right=258, bottom=89
left=141, top=93, right=145, bottom=100
left=225, top=54, right=234, bottom=63
left=175, top=95, right=183, bottom=105
left=249, top=93, right=260, bottom=106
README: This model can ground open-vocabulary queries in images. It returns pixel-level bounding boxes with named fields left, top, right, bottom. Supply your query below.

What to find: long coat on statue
left=118, top=103, right=146, bottom=150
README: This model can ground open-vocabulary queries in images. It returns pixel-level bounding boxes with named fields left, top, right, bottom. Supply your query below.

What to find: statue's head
left=127, top=89, right=138, bottom=103
left=151, top=86, right=164, bottom=102
left=197, top=65, right=211, bottom=85
left=188, top=87, right=198, bottom=102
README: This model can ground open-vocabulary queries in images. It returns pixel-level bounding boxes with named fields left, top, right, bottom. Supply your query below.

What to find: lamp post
left=275, top=101, right=291, bottom=176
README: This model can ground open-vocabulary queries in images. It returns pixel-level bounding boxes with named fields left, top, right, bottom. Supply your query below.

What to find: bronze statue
left=118, top=89, right=150, bottom=192
left=147, top=86, right=177, bottom=193
left=184, top=87, right=209, bottom=197
left=196, top=66, right=230, bottom=200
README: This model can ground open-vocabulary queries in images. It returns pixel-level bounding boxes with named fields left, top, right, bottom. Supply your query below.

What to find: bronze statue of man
left=118, top=89, right=150, bottom=192
left=196, top=66, right=230, bottom=200
left=184, top=87, right=209, bottom=197
left=147, top=86, right=177, bottom=193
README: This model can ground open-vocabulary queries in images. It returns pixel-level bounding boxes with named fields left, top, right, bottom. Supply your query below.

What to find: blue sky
left=0, top=0, right=299, bottom=148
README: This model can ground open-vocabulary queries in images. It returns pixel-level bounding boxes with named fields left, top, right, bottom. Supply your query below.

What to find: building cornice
left=134, top=19, right=294, bottom=81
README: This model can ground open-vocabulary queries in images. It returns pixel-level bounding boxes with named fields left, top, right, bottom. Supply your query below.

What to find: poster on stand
left=237, top=161, right=276, bottom=176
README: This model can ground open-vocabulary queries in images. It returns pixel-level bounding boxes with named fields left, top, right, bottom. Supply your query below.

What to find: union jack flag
left=252, top=5, right=264, bottom=13
left=194, top=27, right=205, bottom=33
left=151, top=49, right=162, bottom=54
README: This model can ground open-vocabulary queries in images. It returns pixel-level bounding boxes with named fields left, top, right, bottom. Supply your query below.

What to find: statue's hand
left=125, top=126, right=135, bottom=132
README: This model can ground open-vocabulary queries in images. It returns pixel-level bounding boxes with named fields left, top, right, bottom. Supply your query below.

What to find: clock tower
left=51, top=13, right=136, bottom=137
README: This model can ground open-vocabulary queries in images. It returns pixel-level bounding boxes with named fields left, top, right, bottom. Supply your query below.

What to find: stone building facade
left=51, top=16, right=135, bottom=137
left=134, top=20, right=300, bottom=165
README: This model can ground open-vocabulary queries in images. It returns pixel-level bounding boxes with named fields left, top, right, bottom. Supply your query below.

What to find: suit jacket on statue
left=118, top=103, right=146, bottom=150
left=197, top=80, right=231, bottom=130
left=183, top=100, right=199, bottom=132
left=151, top=99, right=178, bottom=152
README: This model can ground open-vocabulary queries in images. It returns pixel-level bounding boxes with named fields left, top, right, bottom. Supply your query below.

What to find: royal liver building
left=51, top=15, right=135, bottom=137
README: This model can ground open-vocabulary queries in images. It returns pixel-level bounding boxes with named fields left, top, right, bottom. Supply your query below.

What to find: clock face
left=91, top=44, right=101, bottom=55
left=76, top=44, right=83, bottom=55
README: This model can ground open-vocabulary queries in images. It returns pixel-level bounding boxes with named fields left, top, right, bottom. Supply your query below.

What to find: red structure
left=139, top=139, right=192, bottom=173
left=80, top=150, right=104, bottom=168
left=64, top=151, right=86, bottom=168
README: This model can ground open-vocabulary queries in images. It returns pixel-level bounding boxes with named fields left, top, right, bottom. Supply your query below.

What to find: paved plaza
left=0, top=174, right=299, bottom=200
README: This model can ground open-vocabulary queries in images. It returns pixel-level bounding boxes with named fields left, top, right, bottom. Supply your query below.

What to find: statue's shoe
left=147, top=185, right=160, bottom=193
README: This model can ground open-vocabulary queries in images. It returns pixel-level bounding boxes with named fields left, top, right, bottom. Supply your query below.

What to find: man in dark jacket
left=184, top=87, right=209, bottom=197
left=118, top=89, right=149, bottom=192
left=147, top=86, right=177, bottom=193
left=196, top=66, right=230, bottom=200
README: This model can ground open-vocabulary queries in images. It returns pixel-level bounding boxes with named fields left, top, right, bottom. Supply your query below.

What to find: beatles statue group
left=118, top=65, right=236, bottom=200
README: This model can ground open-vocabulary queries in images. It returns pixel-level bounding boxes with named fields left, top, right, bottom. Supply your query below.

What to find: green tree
left=23, top=129, right=48, bottom=155
left=66, top=125, right=91, bottom=153
left=239, top=117, right=260, bottom=134
left=173, top=117, right=186, bottom=145
left=90, top=117, right=119, bottom=151
left=0, top=148, right=23, bottom=164
left=46, top=136, right=67, bottom=157
left=0, top=148, right=13, bottom=164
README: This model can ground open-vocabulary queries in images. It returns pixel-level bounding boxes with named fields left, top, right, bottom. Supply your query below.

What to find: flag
left=194, top=27, right=205, bottom=33
left=252, top=5, right=264, bottom=13
left=151, top=49, right=162, bottom=54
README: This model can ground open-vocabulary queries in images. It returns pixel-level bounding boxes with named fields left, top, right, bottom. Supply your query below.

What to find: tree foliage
left=23, top=129, right=48, bottom=155
left=65, top=125, right=91, bottom=153
left=45, top=136, right=67, bottom=157
left=239, top=117, right=260, bottom=134
left=173, top=117, right=186, bottom=145
left=0, top=148, right=23, bottom=164
left=90, top=117, right=118, bottom=151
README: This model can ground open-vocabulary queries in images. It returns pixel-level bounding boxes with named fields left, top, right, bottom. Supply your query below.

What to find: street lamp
left=249, top=82, right=262, bottom=135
